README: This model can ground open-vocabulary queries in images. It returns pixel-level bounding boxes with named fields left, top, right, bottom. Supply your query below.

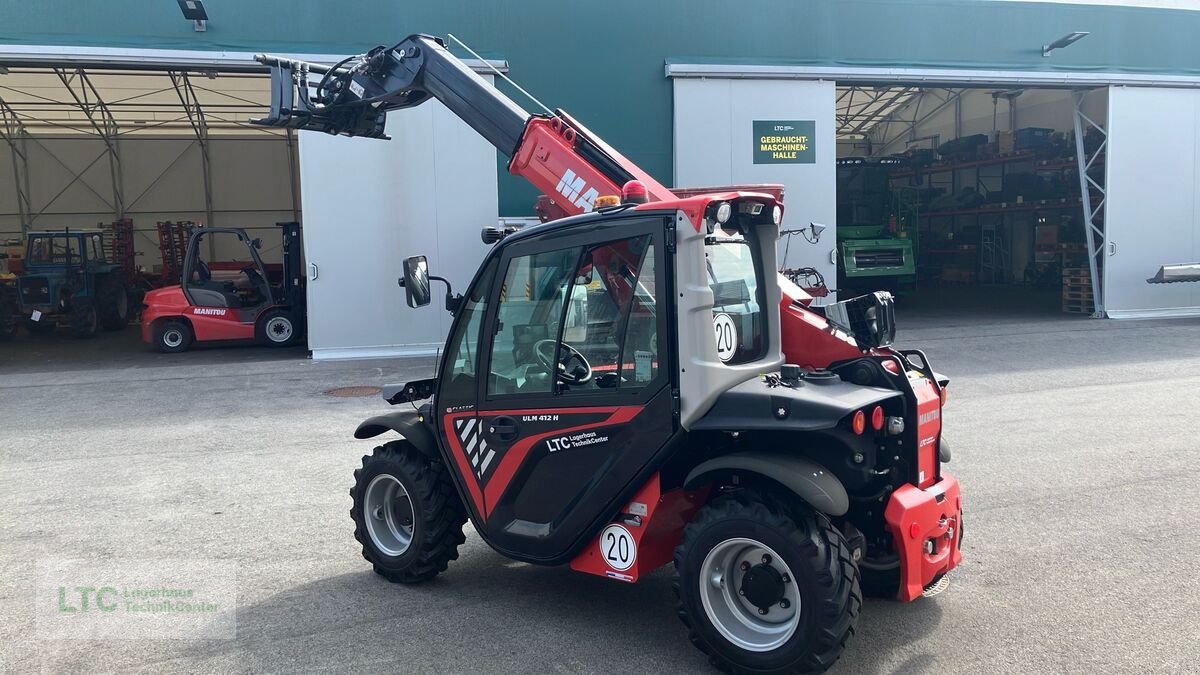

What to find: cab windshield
left=706, top=232, right=765, bottom=365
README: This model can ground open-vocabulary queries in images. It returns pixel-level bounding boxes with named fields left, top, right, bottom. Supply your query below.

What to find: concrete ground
left=2, top=308, right=1198, bottom=674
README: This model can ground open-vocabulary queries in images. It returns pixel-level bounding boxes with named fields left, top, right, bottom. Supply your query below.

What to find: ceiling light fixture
left=1043, top=32, right=1089, bottom=57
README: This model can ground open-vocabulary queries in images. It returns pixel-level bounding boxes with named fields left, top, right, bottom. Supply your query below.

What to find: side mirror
left=252, top=238, right=263, bottom=250
left=402, top=255, right=432, bottom=308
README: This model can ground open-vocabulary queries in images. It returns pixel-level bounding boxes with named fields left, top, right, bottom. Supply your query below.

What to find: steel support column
left=54, top=68, right=125, bottom=219
left=0, top=96, right=34, bottom=232
left=169, top=71, right=215, bottom=231
left=1072, top=89, right=1107, bottom=317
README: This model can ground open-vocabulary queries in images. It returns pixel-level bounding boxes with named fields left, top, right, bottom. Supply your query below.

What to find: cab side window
left=439, top=260, right=497, bottom=403
left=562, top=236, right=658, bottom=392
left=485, top=233, right=661, bottom=399
left=487, top=247, right=582, bottom=396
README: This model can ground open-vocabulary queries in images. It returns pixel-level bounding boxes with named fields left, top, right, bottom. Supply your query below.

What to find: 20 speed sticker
left=713, top=312, right=738, bottom=362
left=600, top=524, right=636, bottom=572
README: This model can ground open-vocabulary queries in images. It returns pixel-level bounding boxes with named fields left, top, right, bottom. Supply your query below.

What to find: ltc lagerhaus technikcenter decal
left=753, top=120, right=816, bottom=164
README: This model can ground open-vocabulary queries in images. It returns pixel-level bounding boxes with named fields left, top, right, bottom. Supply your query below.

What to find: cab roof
left=501, top=190, right=783, bottom=246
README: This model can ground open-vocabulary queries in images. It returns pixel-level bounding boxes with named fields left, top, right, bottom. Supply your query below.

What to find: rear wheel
left=256, top=309, right=296, bottom=347
left=674, top=492, right=861, bottom=674
left=70, top=300, right=98, bottom=338
left=154, top=319, right=193, bottom=353
left=97, top=277, right=130, bottom=331
left=351, top=442, right=467, bottom=584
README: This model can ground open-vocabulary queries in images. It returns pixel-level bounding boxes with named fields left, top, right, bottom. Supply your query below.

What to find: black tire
left=154, top=319, right=193, bottom=353
left=351, top=442, right=467, bottom=584
left=673, top=492, right=861, bottom=675
left=97, top=277, right=130, bottom=331
left=858, top=552, right=901, bottom=599
left=255, top=308, right=297, bottom=347
left=25, top=318, right=56, bottom=335
left=0, top=288, right=17, bottom=341
left=70, top=300, right=98, bottom=338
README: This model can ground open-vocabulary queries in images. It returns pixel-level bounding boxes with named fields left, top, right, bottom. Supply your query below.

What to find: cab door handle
left=488, top=416, right=520, bottom=442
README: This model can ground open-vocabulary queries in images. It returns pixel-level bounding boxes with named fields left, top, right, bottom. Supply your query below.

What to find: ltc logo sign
left=555, top=168, right=599, bottom=212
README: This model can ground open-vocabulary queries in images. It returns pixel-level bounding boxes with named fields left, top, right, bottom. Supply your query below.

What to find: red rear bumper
left=883, top=472, right=963, bottom=601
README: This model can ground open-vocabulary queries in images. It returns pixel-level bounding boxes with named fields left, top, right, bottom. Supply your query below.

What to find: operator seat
left=189, top=261, right=243, bottom=308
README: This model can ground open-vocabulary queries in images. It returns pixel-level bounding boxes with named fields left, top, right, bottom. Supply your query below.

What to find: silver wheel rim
left=699, top=537, right=801, bottom=653
left=163, top=328, right=184, bottom=348
left=266, top=316, right=293, bottom=343
left=363, top=474, right=415, bottom=557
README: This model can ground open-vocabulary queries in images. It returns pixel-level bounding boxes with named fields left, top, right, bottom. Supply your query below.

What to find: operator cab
left=182, top=229, right=273, bottom=315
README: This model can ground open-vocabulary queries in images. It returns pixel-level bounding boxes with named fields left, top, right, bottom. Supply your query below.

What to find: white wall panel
left=298, top=76, right=498, bottom=360
left=674, top=78, right=838, bottom=300
left=1105, top=86, right=1200, bottom=318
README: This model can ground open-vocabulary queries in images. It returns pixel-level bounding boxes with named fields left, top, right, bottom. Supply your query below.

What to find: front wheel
left=70, top=300, right=98, bottom=338
left=97, top=278, right=130, bottom=331
left=350, top=442, right=467, bottom=583
left=673, top=493, right=861, bottom=674
left=0, top=289, right=17, bottom=341
left=256, top=309, right=297, bottom=347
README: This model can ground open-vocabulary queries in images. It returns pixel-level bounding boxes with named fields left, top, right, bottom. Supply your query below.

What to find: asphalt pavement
left=2, top=311, right=1198, bottom=674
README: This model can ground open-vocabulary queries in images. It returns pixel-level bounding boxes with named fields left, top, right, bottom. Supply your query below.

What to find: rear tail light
left=851, top=410, right=866, bottom=435
left=940, top=387, right=949, bottom=406
left=871, top=406, right=884, bottom=431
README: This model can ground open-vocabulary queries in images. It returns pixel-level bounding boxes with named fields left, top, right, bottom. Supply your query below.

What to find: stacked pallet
left=1062, top=268, right=1094, bottom=314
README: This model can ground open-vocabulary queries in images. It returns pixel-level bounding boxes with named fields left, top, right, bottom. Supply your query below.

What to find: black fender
left=353, top=409, right=438, bottom=458
left=684, top=451, right=849, bottom=517
left=688, top=374, right=902, bottom=433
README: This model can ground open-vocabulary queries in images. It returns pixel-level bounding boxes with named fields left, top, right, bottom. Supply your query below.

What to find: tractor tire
left=0, top=289, right=17, bottom=341
left=154, top=319, right=193, bottom=353
left=97, top=277, right=130, bottom=331
left=25, top=318, right=56, bottom=335
left=70, top=300, right=99, bottom=339
left=256, top=309, right=297, bottom=347
left=673, top=492, right=861, bottom=675
left=351, top=441, right=467, bottom=584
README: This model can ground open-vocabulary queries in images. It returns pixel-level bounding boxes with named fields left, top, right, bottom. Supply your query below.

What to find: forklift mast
left=277, top=221, right=305, bottom=308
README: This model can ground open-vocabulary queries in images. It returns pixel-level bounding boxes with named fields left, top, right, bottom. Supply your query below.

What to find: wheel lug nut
left=740, top=561, right=751, bottom=571
left=781, top=573, right=791, bottom=583
left=780, top=599, right=790, bottom=609
left=738, top=589, right=745, bottom=596
left=762, top=554, right=772, bottom=564
left=758, top=607, right=768, bottom=615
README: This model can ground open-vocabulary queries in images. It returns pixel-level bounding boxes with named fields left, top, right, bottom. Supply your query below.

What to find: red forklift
left=140, top=222, right=305, bottom=352
left=254, top=36, right=962, bottom=673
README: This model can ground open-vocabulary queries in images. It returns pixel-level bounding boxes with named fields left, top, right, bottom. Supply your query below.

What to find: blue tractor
left=15, top=229, right=130, bottom=338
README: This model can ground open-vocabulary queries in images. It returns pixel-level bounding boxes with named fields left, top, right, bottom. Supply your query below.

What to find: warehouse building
left=1, top=0, right=1198, bottom=360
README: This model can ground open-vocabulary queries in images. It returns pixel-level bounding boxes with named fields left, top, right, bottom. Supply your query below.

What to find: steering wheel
left=534, top=339, right=593, bottom=385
